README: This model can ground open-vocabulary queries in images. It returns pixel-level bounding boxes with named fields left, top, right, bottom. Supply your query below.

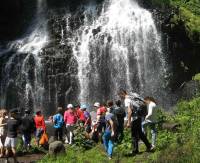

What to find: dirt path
left=0, top=153, right=44, bottom=163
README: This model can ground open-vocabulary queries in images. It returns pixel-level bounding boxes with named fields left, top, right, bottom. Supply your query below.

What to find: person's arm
left=0, top=123, right=7, bottom=127
left=109, top=119, right=115, bottom=137
left=127, top=106, right=132, bottom=128
left=42, top=116, right=46, bottom=131
left=145, top=104, right=153, bottom=120
left=64, top=111, right=67, bottom=123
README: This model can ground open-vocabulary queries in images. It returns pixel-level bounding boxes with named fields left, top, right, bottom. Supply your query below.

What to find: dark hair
left=118, top=89, right=127, bottom=97
left=107, top=100, right=113, bottom=107
left=57, top=107, right=63, bottom=114
left=144, top=96, right=156, bottom=104
left=115, top=100, right=121, bottom=107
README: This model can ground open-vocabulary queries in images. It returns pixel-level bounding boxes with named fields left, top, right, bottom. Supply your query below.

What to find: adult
left=4, top=108, right=21, bottom=163
left=34, top=109, right=46, bottom=146
left=21, top=109, right=35, bottom=150
left=53, top=107, right=64, bottom=141
left=103, top=102, right=116, bottom=160
left=142, top=97, right=157, bottom=147
left=0, top=109, right=7, bottom=157
left=114, top=100, right=126, bottom=142
left=94, top=102, right=106, bottom=135
left=119, top=90, right=154, bottom=155
left=64, top=104, right=77, bottom=144
left=80, top=104, right=91, bottom=133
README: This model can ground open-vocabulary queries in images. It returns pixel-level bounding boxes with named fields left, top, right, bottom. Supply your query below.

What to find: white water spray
left=73, top=0, right=168, bottom=103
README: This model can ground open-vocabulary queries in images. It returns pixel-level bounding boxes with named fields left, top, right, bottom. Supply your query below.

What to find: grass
left=38, top=95, right=200, bottom=163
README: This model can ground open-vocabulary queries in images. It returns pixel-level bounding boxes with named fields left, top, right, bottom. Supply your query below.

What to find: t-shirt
left=145, top=102, right=157, bottom=122
left=7, top=118, right=21, bottom=138
left=84, top=111, right=91, bottom=125
left=34, top=115, right=46, bottom=130
left=105, top=112, right=117, bottom=132
left=53, top=113, right=64, bottom=129
left=21, top=115, right=35, bottom=133
left=97, top=107, right=106, bottom=123
left=64, top=110, right=77, bottom=125
left=114, top=106, right=126, bottom=124
left=124, top=96, right=138, bottom=121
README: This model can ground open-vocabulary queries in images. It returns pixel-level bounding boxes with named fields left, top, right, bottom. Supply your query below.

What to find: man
left=119, top=90, right=154, bottom=155
left=114, top=100, right=126, bottom=142
left=4, top=108, right=21, bottom=163
left=53, top=107, right=64, bottom=141
left=94, top=102, right=106, bottom=134
left=21, top=109, right=35, bottom=150
left=103, top=102, right=116, bottom=160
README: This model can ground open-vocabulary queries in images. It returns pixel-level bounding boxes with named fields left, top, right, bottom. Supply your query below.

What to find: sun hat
left=67, top=104, right=74, bottom=109
left=93, top=102, right=100, bottom=107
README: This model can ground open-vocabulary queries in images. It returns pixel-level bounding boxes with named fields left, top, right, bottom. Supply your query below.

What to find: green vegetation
left=193, top=73, right=200, bottom=81
left=150, top=0, right=200, bottom=43
left=38, top=97, right=200, bottom=162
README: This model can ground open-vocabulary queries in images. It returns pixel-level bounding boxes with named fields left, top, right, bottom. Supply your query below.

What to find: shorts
left=4, top=137, right=17, bottom=148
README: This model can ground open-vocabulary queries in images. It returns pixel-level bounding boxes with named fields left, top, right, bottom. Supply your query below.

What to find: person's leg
left=107, top=138, right=114, bottom=158
left=137, top=118, right=151, bottom=149
left=65, top=125, right=69, bottom=144
left=54, top=128, right=58, bottom=141
left=58, top=128, right=63, bottom=141
left=11, top=138, right=18, bottom=163
left=150, top=123, right=157, bottom=147
left=0, top=138, right=4, bottom=157
left=69, top=126, right=74, bottom=144
left=131, top=120, right=139, bottom=153
left=102, top=131, right=109, bottom=152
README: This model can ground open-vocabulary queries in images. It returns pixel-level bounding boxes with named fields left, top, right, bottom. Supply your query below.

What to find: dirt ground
left=0, top=153, right=44, bottom=163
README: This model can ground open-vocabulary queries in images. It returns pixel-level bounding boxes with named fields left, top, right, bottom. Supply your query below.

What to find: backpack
left=129, top=92, right=148, bottom=117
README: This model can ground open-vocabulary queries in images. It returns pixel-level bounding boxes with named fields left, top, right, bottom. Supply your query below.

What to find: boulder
left=49, top=141, right=65, bottom=155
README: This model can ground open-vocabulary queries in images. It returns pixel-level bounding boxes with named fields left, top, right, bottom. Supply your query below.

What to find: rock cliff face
left=0, top=0, right=199, bottom=114
left=0, top=0, right=22, bottom=40
left=139, top=0, right=200, bottom=91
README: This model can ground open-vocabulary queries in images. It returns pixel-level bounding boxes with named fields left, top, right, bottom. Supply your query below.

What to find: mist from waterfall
left=72, top=0, right=168, bottom=104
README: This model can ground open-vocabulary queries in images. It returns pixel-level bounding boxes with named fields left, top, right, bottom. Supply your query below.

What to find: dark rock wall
left=139, top=0, right=200, bottom=92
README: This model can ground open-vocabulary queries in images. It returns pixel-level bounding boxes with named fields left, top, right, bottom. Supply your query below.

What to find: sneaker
left=146, top=145, right=155, bottom=152
left=108, top=156, right=112, bottom=160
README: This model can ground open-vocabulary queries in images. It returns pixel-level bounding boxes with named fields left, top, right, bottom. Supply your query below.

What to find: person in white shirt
left=119, top=90, right=154, bottom=155
left=142, top=97, right=157, bottom=147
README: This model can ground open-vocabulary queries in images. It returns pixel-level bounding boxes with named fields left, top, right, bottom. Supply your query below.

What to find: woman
left=142, top=97, right=157, bottom=147
left=34, top=109, right=46, bottom=146
left=64, top=104, right=77, bottom=144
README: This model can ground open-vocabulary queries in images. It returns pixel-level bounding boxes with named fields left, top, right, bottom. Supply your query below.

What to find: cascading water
left=73, top=0, right=168, bottom=104
left=0, top=0, right=174, bottom=115
left=0, top=0, right=48, bottom=111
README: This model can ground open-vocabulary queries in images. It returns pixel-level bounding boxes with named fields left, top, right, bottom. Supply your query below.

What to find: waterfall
left=1, top=0, right=48, bottom=110
left=72, top=0, right=168, bottom=104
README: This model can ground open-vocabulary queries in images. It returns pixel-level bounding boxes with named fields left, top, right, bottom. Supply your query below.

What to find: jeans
left=142, top=121, right=157, bottom=146
left=131, top=118, right=151, bottom=152
left=103, top=130, right=114, bottom=157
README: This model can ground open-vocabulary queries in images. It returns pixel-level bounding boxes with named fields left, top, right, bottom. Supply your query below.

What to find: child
left=0, top=109, right=7, bottom=157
